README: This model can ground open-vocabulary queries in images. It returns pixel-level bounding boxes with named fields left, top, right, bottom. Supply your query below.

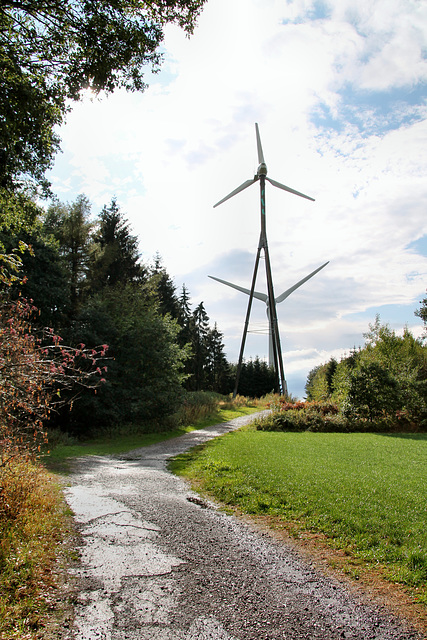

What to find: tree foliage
left=0, top=257, right=107, bottom=463
left=88, top=198, right=146, bottom=293
left=1, top=194, right=234, bottom=440
left=416, top=291, right=427, bottom=333
left=43, top=195, right=93, bottom=318
left=305, top=315, right=427, bottom=428
left=62, top=283, right=189, bottom=432
left=0, top=0, right=206, bottom=191
left=343, top=362, right=400, bottom=422
left=149, top=253, right=180, bottom=318
left=232, top=357, right=276, bottom=398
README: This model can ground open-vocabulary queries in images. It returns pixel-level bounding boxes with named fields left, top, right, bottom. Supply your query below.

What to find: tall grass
left=175, top=391, right=222, bottom=425
left=174, top=391, right=262, bottom=427
left=170, top=430, right=427, bottom=602
left=0, top=457, right=69, bottom=639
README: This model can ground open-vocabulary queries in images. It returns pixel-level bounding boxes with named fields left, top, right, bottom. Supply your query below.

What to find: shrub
left=175, top=391, right=221, bottom=426
left=305, top=414, right=350, bottom=432
left=256, top=400, right=348, bottom=432
left=257, top=410, right=305, bottom=432
left=343, top=362, right=400, bottom=422
left=0, top=256, right=107, bottom=465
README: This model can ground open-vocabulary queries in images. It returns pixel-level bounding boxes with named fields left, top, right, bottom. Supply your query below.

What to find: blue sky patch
left=282, top=0, right=331, bottom=25
left=311, top=84, right=427, bottom=136
left=407, top=235, right=427, bottom=257
left=347, top=302, right=423, bottom=337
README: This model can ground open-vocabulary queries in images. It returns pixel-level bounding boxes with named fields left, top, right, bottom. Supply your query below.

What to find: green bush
left=305, top=414, right=349, bottom=432
left=257, top=410, right=305, bottom=431
left=255, top=401, right=352, bottom=432
left=306, top=318, right=427, bottom=430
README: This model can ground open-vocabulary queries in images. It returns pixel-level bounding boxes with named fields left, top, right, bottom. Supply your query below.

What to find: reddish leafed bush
left=0, top=258, right=108, bottom=466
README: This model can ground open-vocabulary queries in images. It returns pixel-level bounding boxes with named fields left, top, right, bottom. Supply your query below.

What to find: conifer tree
left=191, top=302, right=210, bottom=391
left=204, top=323, right=231, bottom=393
left=88, top=199, right=145, bottom=292
left=149, top=253, right=180, bottom=319
left=44, top=194, right=93, bottom=318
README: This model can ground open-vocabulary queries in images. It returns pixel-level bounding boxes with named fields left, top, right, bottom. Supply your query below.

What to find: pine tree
left=177, top=284, right=192, bottom=327
left=88, top=199, right=145, bottom=292
left=191, top=302, right=210, bottom=391
left=44, top=194, right=93, bottom=318
left=204, top=323, right=231, bottom=393
left=149, top=253, right=180, bottom=318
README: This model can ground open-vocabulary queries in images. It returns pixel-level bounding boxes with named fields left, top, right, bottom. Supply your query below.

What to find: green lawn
left=170, top=429, right=427, bottom=601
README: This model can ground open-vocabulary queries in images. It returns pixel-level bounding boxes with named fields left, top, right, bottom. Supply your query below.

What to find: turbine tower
left=209, top=261, right=329, bottom=369
left=213, top=123, right=318, bottom=396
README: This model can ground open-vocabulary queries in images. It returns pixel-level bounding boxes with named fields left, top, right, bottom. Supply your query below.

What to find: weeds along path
left=63, top=413, right=423, bottom=640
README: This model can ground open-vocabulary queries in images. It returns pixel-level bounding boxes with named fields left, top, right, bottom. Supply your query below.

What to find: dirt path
left=63, top=414, right=424, bottom=640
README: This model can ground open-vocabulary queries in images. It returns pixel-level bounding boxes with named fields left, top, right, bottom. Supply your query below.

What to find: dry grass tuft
left=0, top=457, right=70, bottom=639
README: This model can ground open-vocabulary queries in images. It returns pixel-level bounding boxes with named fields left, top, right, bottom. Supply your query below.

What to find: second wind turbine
left=213, top=123, right=316, bottom=397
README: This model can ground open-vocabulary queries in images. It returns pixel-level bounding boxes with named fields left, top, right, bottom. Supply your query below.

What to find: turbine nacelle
left=257, top=162, right=267, bottom=177
left=213, top=122, right=314, bottom=208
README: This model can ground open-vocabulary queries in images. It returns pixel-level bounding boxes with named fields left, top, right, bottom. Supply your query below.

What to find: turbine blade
left=266, top=176, right=315, bottom=202
left=276, top=261, right=329, bottom=304
left=213, top=178, right=257, bottom=208
left=255, top=123, right=265, bottom=164
left=209, top=275, right=267, bottom=302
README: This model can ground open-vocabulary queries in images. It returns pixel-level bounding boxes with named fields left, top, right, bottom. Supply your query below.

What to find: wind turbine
left=213, top=123, right=318, bottom=397
left=209, top=261, right=329, bottom=369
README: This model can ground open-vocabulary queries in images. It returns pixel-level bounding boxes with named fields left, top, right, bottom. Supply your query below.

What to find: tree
left=190, top=302, right=210, bottom=391
left=0, top=0, right=206, bottom=192
left=325, top=357, right=337, bottom=395
left=88, top=199, right=145, bottom=292
left=360, top=317, right=427, bottom=423
left=0, top=195, right=70, bottom=327
left=177, top=284, right=193, bottom=343
left=62, top=283, right=190, bottom=433
left=0, top=256, right=107, bottom=464
left=0, top=190, right=43, bottom=240
left=9, top=231, right=70, bottom=327
left=44, top=195, right=93, bottom=318
left=149, top=253, right=180, bottom=318
left=343, top=362, right=400, bottom=423
left=0, top=38, right=62, bottom=193
left=305, top=316, right=427, bottom=426
left=305, top=362, right=329, bottom=401
left=204, top=323, right=230, bottom=393
left=416, top=292, right=427, bottom=332
left=235, top=357, right=276, bottom=398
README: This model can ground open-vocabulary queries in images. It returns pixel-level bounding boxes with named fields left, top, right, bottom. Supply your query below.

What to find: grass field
left=170, top=428, right=427, bottom=603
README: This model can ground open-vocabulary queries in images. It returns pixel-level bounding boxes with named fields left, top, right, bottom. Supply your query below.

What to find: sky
left=47, top=0, right=427, bottom=398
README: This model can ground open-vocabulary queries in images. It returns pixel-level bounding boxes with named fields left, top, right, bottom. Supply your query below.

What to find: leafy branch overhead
left=0, top=0, right=206, bottom=191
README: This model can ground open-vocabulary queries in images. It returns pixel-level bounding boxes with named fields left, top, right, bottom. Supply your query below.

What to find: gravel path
left=63, top=413, right=424, bottom=640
